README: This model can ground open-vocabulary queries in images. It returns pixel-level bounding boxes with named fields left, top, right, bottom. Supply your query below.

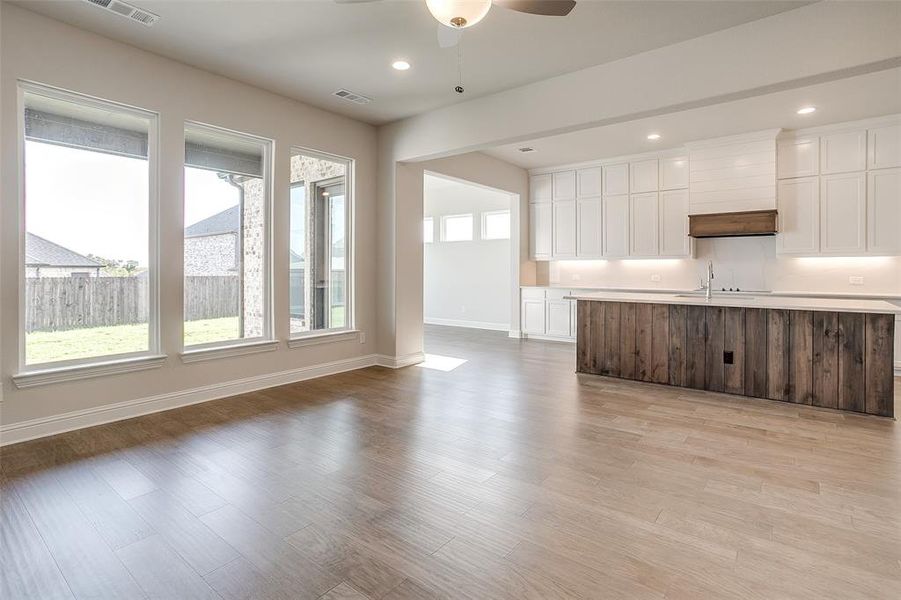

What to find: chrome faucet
left=704, top=260, right=715, bottom=299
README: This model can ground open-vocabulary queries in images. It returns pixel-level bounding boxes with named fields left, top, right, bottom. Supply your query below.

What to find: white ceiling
left=484, top=67, right=901, bottom=169
left=15, top=0, right=810, bottom=124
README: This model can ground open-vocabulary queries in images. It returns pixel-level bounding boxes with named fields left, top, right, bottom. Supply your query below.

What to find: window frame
left=481, top=209, right=511, bottom=240
left=287, top=145, right=355, bottom=342
left=15, top=81, right=162, bottom=376
left=423, top=217, right=434, bottom=244
left=440, top=213, right=474, bottom=242
left=181, top=120, right=275, bottom=354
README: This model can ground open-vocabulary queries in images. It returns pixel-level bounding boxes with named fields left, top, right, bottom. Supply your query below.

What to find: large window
left=21, top=85, right=157, bottom=368
left=481, top=210, right=511, bottom=240
left=289, top=148, right=352, bottom=336
left=184, top=122, right=271, bottom=348
left=441, top=214, right=473, bottom=242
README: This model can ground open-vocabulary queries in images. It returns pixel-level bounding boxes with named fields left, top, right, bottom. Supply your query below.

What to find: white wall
left=0, top=4, right=378, bottom=437
left=549, top=237, right=901, bottom=296
left=424, top=176, right=511, bottom=330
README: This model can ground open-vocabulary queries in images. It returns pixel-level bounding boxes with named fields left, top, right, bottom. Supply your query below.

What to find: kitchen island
left=567, top=291, right=899, bottom=417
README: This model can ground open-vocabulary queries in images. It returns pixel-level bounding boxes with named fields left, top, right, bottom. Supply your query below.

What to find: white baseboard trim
left=522, top=333, right=576, bottom=343
left=0, top=354, right=379, bottom=447
left=424, top=317, right=509, bottom=332
left=375, top=352, right=425, bottom=369
left=508, top=329, right=522, bottom=339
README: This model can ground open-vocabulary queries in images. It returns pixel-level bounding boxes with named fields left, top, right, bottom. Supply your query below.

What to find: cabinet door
left=553, top=170, right=576, bottom=201
left=530, top=202, right=552, bottom=260
left=576, top=198, right=602, bottom=258
left=521, top=299, right=546, bottom=335
left=867, top=168, right=901, bottom=255
left=577, top=167, right=602, bottom=198
left=777, top=177, right=819, bottom=254
left=603, top=163, right=629, bottom=196
left=530, top=173, right=552, bottom=203
left=603, top=194, right=630, bottom=257
left=659, top=189, right=690, bottom=257
left=895, top=316, right=901, bottom=370
left=820, top=172, right=866, bottom=254
left=630, top=192, right=659, bottom=257
left=777, top=137, right=819, bottom=178
left=546, top=300, right=572, bottom=337
left=552, top=200, right=577, bottom=258
left=630, top=159, right=659, bottom=193
left=821, top=130, right=866, bottom=174
left=867, top=123, right=901, bottom=170
left=659, top=156, right=688, bottom=190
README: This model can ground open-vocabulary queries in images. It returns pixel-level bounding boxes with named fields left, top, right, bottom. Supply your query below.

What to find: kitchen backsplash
left=548, top=237, right=901, bottom=295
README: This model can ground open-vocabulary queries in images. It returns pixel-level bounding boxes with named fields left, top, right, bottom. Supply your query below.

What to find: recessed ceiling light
left=647, top=133, right=661, bottom=141
left=392, top=60, right=411, bottom=71
left=797, top=106, right=816, bottom=115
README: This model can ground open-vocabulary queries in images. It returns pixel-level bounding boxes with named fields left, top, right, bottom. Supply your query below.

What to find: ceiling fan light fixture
left=426, top=0, right=492, bottom=29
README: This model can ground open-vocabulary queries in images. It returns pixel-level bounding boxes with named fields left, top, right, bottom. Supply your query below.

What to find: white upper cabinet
left=659, top=189, right=690, bottom=257
left=577, top=166, right=602, bottom=198
left=659, top=156, right=688, bottom=190
left=530, top=173, right=552, bottom=203
left=603, top=163, right=629, bottom=196
left=629, top=192, right=659, bottom=257
left=603, top=194, right=630, bottom=257
left=777, top=177, right=819, bottom=255
left=777, top=137, right=819, bottom=179
left=553, top=170, right=576, bottom=201
left=867, top=123, right=901, bottom=170
left=820, top=130, right=866, bottom=174
left=530, top=202, right=552, bottom=260
left=820, top=172, right=866, bottom=254
left=867, top=168, right=901, bottom=255
left=552, top=200, right=577, bottom=258
left=577, top=198, right=603, bottom=258
left=630, top=159, right=658, bottom=193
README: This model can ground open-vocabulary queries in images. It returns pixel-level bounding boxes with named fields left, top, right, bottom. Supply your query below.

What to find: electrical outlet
left=849, top=276, right=864, bottom=286
left=359, top=332, right=366, bottom=344
left=460, top=305, right=467, bottom=314
left=650, top=274, right=662, bottom=282
left=572, top=273, right=582, bottom=281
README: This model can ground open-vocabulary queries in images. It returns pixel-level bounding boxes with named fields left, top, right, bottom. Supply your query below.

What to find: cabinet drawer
left=521, top=288, right=546, bottom=301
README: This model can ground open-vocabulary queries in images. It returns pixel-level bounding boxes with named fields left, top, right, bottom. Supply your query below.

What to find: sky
left=25, top=141, right=238, bottom=267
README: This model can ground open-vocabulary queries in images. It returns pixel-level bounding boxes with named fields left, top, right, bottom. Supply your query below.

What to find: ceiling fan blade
left=493, top=0, right=576, bottom=16
left=437, top=24, right=462, bottom=49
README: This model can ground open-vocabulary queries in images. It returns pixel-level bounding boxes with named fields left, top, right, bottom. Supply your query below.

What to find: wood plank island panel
left=575, top=300, right=895, bottom=417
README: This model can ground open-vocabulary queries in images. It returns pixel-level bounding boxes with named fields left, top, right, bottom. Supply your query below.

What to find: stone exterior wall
left=240, top=177, right=265, bottom=338
left=184, top=233, right=237, bottom=276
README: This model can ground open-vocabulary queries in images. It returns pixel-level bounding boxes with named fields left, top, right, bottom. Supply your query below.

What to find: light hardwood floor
left=2, top=325, right=900, bottom=599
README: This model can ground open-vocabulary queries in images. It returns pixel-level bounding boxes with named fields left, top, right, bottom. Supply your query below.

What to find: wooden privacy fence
left=25, top=276, right=239, bottom=333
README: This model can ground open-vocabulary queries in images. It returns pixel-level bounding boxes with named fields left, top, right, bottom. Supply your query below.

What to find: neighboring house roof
left=25, top=232, right=102, bottom=268
left=185, top=205, right=239, bottom=237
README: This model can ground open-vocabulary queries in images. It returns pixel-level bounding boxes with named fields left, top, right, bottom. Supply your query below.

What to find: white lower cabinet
left=521, top=288, right=547, bottom=335
left=520, top=288, right=576, bottom=341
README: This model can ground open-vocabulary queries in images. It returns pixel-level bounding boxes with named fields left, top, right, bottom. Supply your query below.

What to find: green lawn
left=26, top=317, right=240, bottom=365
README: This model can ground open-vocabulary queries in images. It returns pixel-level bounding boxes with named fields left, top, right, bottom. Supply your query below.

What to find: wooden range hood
left=688, top=209, right=778, bottom=238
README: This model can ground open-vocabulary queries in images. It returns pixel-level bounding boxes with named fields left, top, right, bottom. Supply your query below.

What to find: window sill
left=287, top=330, right=360, bottom=349
left=181, top=340, right=279, bottom=364
left=13, top=354, right=167, bottom=389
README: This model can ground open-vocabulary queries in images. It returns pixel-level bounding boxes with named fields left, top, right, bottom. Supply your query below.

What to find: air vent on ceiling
left=333, top=89, right=372, bottom=105
left=518, top=147, right=535, bottom=153
left=83, top=0, right=160, bottom=27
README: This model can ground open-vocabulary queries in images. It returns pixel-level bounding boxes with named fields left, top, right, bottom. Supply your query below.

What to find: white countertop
left=565, top=290, right=901, bottom=314
left=523, top=285, right=901, bottom=302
